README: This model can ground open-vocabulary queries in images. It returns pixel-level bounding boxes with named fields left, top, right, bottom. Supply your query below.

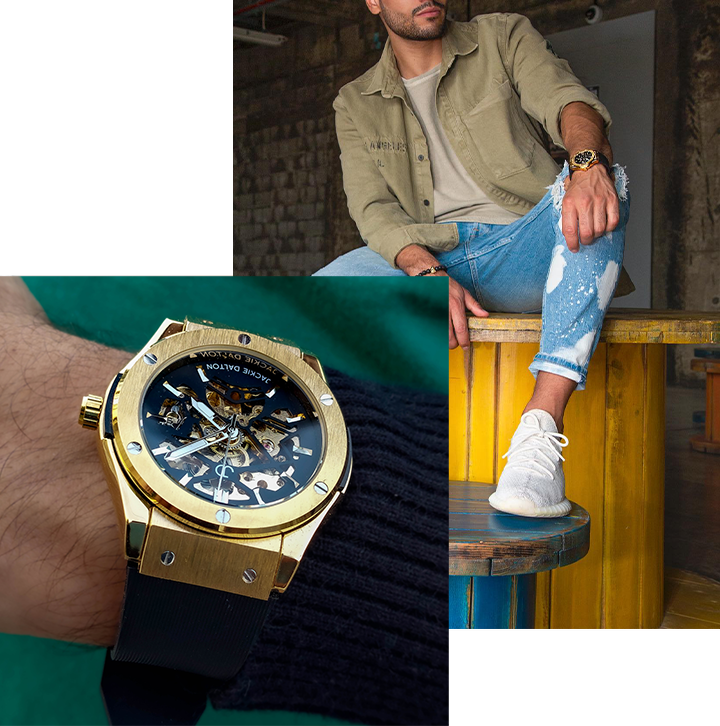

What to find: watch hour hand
left=190, top=397, right=227, bottom=429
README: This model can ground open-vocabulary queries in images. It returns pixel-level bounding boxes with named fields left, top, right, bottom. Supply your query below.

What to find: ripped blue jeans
left=314, top=163, right=630, bottom=390
left=437, top=163, right=630, bottom=390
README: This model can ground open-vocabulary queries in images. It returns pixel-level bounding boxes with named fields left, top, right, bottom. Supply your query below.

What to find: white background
left=0, top=1, right=230, bottom=275
left=0, top=2, right=714, bottom=723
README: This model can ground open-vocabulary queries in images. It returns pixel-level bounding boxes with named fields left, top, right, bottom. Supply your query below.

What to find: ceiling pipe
left=233, top=26, right=288, bottom=46
left=234, top=0, right=291, bottom=47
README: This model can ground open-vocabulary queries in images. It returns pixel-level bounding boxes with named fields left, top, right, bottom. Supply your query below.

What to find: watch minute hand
left=165, top=429, right=229, bottom=462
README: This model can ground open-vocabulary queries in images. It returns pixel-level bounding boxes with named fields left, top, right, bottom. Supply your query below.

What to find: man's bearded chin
left=379, top=1, right=448, bottom=41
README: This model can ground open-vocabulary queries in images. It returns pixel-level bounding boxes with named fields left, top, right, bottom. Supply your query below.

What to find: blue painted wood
left=514, top=574, right=537, bottom=629
left=449, top=482, right=591, bottom=576
left=449, top=482, right=590, bottom=628
left=449, top=576, right=473, bottom=629
left=471, top=575, right=513, bottom=628
left=449, top=574, right=538, bottom=629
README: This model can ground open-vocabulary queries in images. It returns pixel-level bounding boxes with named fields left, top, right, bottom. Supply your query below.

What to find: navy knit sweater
left=211, top=370, right=449, bottom=725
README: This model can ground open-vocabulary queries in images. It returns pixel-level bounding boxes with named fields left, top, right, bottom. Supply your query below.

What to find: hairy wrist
left=395, top=243, right=442, bottom=276
left=0, top=287, right=130, bottom=646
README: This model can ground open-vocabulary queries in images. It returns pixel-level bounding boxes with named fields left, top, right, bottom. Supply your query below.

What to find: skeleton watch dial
left=140, top=349, right=323, bottom=508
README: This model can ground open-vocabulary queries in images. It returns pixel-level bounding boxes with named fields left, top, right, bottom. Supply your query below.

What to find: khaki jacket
left=334, top=13, right=634, bottom=297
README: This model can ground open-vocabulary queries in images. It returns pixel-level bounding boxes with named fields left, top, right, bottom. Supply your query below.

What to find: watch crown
left=79, top=394, right=104, bottom=430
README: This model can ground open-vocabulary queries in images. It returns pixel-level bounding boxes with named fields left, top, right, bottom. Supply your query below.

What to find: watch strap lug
left=302, top=353, right=326, bottom=381
left=140, top=509, right=282, bottom=600
left=99, top=438, right=149, bottom=561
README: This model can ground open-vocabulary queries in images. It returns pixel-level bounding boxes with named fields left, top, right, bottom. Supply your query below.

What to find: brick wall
left=235, top=14, right=378, bottom=275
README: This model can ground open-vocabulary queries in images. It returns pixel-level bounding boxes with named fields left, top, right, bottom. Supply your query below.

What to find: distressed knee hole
left=546, top=244, right=567, bottom=294
left=548, top=163, right=570, bottom=214
left=595, top=260, right=620, bottom=311
left=613, top=164, right=629, bottom=201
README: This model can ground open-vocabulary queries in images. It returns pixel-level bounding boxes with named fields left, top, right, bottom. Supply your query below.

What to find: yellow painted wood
left=603, top=343, right=646, bottom=628
left=495, top=343, right=536, bottom=482
left=468, top=309, right=720, bottom=344
left=549, top=344, right=607, bottom=629
left=468, top=343, right=497, bottom=484
left=449, top=347, right=468, bottom=481
left=640, top=344, right=666, bottom=628
left=452, top=313, right=718, bottom=629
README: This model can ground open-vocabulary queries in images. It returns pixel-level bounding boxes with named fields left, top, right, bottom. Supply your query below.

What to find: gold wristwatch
left=568, top=149, right=612, bottom=178
left=79, top=318, right=352, bottom=724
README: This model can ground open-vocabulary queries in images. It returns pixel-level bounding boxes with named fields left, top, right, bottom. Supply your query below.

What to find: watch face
left=139, top=349, right=324, bottom=508
left=572, top=150, right=597, bottom=167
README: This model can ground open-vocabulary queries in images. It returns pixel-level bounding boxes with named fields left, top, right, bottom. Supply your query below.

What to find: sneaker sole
left=488, top=493, right=572, bottom=518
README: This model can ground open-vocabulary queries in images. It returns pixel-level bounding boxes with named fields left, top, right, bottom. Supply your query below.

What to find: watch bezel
left=110, top=327, right=349, bottom=538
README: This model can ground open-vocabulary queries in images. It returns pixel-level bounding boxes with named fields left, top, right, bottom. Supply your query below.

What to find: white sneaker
left=488, top=409, right=572, bottom=518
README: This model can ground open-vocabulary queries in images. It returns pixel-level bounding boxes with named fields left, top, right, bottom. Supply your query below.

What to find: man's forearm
left=560, top=101, right=613, bottom=163
left=0, top=279, right=129, bottom=646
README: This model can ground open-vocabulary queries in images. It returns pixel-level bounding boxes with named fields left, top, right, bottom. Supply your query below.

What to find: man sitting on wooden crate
left=315, top=1, right=635, bottom=517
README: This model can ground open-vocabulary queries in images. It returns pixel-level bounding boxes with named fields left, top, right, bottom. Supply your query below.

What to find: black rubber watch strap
left=101, top=652, right=215, bottom=726
left=102, top=563, right=275, bottom=724
left=110, top=562, right=273, bottom=679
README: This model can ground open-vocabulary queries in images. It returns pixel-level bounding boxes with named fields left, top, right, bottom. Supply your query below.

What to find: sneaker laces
left=501, top=412, right=569, bottom=480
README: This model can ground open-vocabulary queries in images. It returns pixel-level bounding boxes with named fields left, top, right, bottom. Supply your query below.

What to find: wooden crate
left=449, top=309, right=720, bottom=628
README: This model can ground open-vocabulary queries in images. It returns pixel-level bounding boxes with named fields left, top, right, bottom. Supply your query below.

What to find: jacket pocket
left=461, top=80, right=535, bottom=180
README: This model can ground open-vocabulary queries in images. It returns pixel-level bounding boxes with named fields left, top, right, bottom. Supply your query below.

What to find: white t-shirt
left=402, top=64, right=522, bottom=225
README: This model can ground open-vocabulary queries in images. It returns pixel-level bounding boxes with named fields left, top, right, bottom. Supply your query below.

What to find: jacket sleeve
left=502, top=13, right=612, bottom=148
left=333, top=94, right=454, bottom=268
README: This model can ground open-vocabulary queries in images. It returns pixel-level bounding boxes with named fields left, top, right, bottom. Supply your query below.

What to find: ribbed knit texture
left=210, top=370, right=449, bottom=725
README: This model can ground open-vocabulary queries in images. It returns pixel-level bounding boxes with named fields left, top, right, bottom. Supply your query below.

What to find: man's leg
left=521, top=372, right=576, bottom=434
left=526, top=164, right=630, bottom=408
left=313, top=247, right=407, bottom=277
left=467, top=164, right=630, bottom=516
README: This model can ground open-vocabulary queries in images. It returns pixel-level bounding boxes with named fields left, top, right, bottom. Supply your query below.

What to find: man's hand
left=561, top=165, right=620, bottom=252
left=395, top=244, right=488, bottom=350
left=558, top=102, right=619, bottom=253
left=449, top=277, right=488, bottom=351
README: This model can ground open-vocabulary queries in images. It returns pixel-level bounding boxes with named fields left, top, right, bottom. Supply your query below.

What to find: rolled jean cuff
left=528, top=356, right=586, bottom=391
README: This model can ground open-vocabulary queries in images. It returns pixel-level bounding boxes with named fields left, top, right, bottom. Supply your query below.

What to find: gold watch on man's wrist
left=568, top=149, right=612, bottom=178
left=79, top=318, right=352, bottom=725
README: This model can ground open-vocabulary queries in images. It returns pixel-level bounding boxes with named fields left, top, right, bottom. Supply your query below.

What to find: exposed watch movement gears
left=141, top=350, right=323, bottom=508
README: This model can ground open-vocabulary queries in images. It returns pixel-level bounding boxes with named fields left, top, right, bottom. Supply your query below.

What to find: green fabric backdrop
left=0, top=276, right=448, bottom=726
